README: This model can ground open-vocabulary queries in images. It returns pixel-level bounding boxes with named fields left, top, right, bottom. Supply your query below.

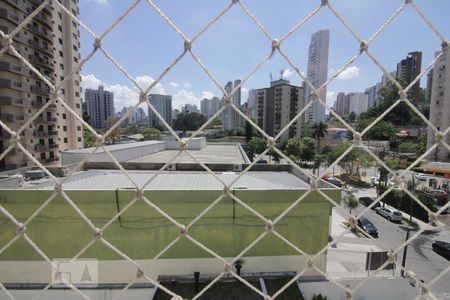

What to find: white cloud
left=282, top=68, right=296, bottom=78
left=169, top=81, right=179, bottom=88
left=201, top=91, right=214, bottom=100
left=81, top=74, right=164, bottom=113
left=337, top=66, right=359, bottom=80
left=241, top=87, right=249, bottom=93
left=183, top=82, right=191, bottom=88
left=173, top=89, right=200, bottom=109
left=326, top=91, right=336, bottom=106
left=86, top=0, right=108, bottom=4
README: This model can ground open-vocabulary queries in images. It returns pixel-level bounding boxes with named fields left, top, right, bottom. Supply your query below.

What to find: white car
left=375, top=207, right=403, bottom=222
left=415, top=173, right=428, bottom=181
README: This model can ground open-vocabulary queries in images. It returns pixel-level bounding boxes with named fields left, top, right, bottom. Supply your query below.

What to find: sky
left=77, top=0, right=450, bottom=112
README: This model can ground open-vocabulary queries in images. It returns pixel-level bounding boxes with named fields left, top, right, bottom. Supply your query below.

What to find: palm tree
left=312, top=122, right=328, bottom=152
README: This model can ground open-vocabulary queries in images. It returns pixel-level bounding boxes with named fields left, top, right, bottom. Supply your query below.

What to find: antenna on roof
left=280, top=68, right=285, bottom=79
left=269, top=72, right=273, bottom=81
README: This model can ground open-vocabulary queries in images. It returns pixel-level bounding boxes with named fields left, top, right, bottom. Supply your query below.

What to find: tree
left=124, top=124, right=139, bottom=135
left=398, top=142, right=418, bottom=153
left=312, top=294, right=328, bottom=300
left=344, top=194, right=358, bottom=214
left=356, top=119, right=396, bottom=141
left=173, top=112, right=207, bottom=132
left=249, top=137, right=266, bottom=154
left=285, top=138, right=302, bottom=158
left=83, top=127, right=95, bottom=148
left=142, top=128, right=161, bottom=140
left=104, top=117, right=123, bottom=144
left=299, top=137, right=316, bottom=162
left=312, top=122, right=328, bottom=151
left=245, top=121, right=254, bottom=142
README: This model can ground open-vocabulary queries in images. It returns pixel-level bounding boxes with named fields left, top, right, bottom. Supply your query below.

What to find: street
left=348, top=187, right=450, bottom=299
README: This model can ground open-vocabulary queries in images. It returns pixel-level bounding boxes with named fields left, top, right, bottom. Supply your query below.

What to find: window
left=73, top=57, right=78, bottom=63
left=58, top=12, right=62, bottom=19
left=77, top=126, right=81, bottom=131
left=58, top=38, right=63, bottom=45
left=60, top=63, right=64, bottom=70
left=59, top=51, right=63, bottom=57
left=63, top=126, right=67, bottom=132
left=58, top=25, right=62, bottom=32
left=63, top=137, right=67, bottom=143
left=62, top=113, right=66, bottom=119
left=77, top=137, right=82, bottom=142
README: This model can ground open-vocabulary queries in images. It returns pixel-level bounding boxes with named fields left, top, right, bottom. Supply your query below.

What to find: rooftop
left=63, top=140, right=164, bottom=154
left=126, top=144, right=246, bottom=164
left=20, top=170, right=311, bottom=190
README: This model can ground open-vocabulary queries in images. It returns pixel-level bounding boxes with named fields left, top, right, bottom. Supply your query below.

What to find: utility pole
left=400, top=227, right=412, bottom=277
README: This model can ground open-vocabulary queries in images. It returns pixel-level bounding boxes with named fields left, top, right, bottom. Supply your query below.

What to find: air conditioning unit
left=233, top=164, right=242, bottom=172
left=61, top=168, right=69, bottom=177
left=167, top=164, right=176, bottom=171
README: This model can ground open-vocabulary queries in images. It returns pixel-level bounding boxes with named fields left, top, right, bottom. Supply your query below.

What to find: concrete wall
left=165, top=137, right=205, bottom=150
left=61, top=142, right=166, bottom=165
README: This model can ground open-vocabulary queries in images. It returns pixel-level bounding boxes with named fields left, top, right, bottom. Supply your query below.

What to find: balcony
left=31, top=101, right=56, bottom=110
left=28, top=55, right=54, bottom=70
left=27, top=24, right=52, bottom=42
left=0, top=79, right=24, bottom=91
left=0, top=96, right=25, bottom=107
left=0, top=131, right=12, bottom=140
left=48, top=144, right=58, bottom=150
left=34, top=144, right=48, bottom=152
left=33, top=12, right=52, bottom=30
left=0, top=8, right=19, bottom=25
left=28, top=40, right=53, bottom=57
left=30, top=85, right=50, bottom=96
left=0, top=113, right=25, bottom=123
left=33, top=130, right=49, bottom=138
left=34, top=116, right=56, bottom=124
left=0, top=61, right=23, bottom=75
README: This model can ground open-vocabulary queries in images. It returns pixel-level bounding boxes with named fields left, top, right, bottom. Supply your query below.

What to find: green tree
left=124, top=125, right=139, bottom=135
left=245, top=121, right=254, bottom=142
left=312, top=294, right=328, bottom=300
left=356, top=119, right=395, bottom=140
left=299, top=137, right=316, bottom=162
left=301, top=121, right=313, bottom=138
left=142, top=128, right=161, bottom=140
left=104, top=117, right=123, bottom=144
left=398, top=142, right=418, bottom=153
left=285, top=138, right=302, bottom=158
left=344, top=194, right=358, bottom=214
left=249, top=137, right=266, bottom=154
left=312, top=122, right=328, bottom=151
left=83, top=127, right=95, bottom=148
left=173, top=112, right=207, bottom=132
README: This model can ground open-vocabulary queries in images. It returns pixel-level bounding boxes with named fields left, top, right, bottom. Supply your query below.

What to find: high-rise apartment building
left=0, top=0, right=83, bottom=170
left=427, top=52, right=450, bottom=161
left=221, top=80, right=241, bottom=130
left=210, top=96, right=221, bottom=118
left=334, top=92, right=348, bottom=116
left=200, top=98, right=211, bottom=117
left=305, top=29, right=329, bottom=124
left=181, top=103, right=199, bottom=114
left=256, top=79, right=304, bottom=142
left=148, top=94, right=172, bottom=128
left=365, top=83, right=381, bottom=108
left=348, top=92, right=368, bottom=115
left=247, top=89, right=258, bottom=119
left=85, top=86, right=114, bottom=129
left=396, top=51, right=422, bottom=103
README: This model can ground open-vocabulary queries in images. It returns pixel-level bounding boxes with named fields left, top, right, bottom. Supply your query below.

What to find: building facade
left=348, top=92, right=368, bottom=115
left=200, top=98, right=210, bottom=117
left=0, top=0, right=83, bottom=170
left=334, top=92, right=348, bottom=116
left=396, top=51, right=422, bottom=103
left=256, top=79, right=304, bottom=142
left=85, top=86, right=114, bottom=129
left=427, top=52, right=450, bottom=161
left=181, top=103, right=199, bottom=114
left=148, top=94, right=172, bottom=128
left=305, top=30, right=329, bottom=124
left=365, top=83, right=381, bottom=109
left=221, top=80, right=243, bottom=131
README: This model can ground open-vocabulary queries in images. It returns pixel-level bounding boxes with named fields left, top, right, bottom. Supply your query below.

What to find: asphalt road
left=348, top=188, right=450, bottom=299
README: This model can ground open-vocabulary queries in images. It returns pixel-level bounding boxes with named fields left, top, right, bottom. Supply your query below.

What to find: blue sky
left=78, top=0, right=450, bottom=111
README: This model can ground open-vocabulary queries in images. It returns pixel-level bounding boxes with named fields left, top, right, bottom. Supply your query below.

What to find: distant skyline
left=78, top=0, right=450, bottom=112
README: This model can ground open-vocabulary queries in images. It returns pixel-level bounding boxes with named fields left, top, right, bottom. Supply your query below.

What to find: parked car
left=357, top=216, right=378, bottom=237
left=375, top=207, right=403, bottom=222
left=359, top=197, right=381, bottom=210
left=322, top=177, right=343, bottom=187
left=415, top=173, right=428, bottom=181
left=432, top=240, right=450, bottom=260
